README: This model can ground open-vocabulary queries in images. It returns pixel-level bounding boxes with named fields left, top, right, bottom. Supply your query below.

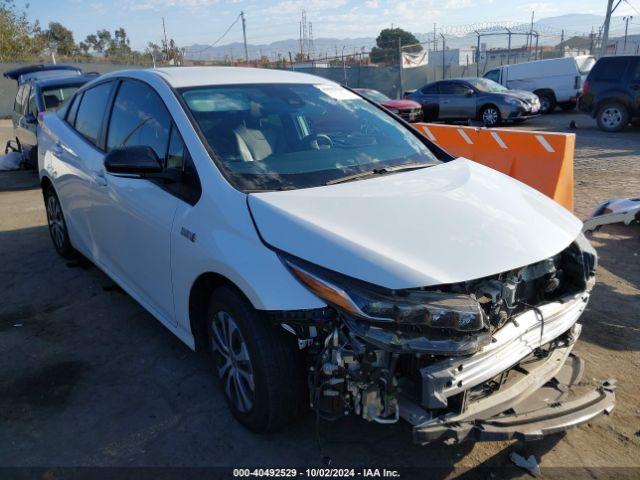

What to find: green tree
left=40, top=21, right=76, bottom=56
left=369, top=28, right=421, bottom=65
left=0, top=0, right=42, bottom=61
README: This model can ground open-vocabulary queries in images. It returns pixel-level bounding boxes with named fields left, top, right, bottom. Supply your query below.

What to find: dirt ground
left=0, top=112, right=638, bottom=479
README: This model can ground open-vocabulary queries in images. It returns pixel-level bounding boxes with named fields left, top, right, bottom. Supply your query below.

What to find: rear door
left=14, top=84, right=35, bottom=148
left=438, top=81, right=476, bottom=119
left=91, top=79, right=180, bottom=323
left=628, top=58, right=640, bottom=116
left=55, top=81, right=116, bottom=257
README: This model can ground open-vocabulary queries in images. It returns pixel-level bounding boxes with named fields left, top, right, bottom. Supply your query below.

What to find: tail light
left=582, top=80, right=589, bottom=96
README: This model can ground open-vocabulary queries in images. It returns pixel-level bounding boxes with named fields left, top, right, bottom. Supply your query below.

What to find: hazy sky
left=19, top=0, right=640, bottom=50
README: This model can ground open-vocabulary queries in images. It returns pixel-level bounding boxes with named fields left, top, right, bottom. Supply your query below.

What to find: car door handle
left=92, top=170, right=107, bottom=186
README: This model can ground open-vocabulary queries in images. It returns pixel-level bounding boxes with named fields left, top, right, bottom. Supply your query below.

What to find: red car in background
left=354, top=88, right=423, bottom=123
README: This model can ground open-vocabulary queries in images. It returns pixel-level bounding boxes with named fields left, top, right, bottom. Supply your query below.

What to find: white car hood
left=248, top=158, right=582, bottom=290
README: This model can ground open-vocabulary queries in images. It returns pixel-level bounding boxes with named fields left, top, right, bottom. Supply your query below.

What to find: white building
left=429, top=48, right=476, bottom=67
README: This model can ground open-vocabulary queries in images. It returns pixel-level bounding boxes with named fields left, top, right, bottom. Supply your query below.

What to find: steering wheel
left=308, top=133, right=334, bottom=150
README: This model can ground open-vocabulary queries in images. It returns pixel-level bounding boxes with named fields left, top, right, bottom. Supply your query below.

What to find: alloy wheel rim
left=540, top=97, right=550, bottom=112
left=602, top=108, right=622, bottom=128
left=210, top=311, right=255, bottom=413
left=46, top=195, right=65, bottom=249
left=483, top=108, right=498, bottom=126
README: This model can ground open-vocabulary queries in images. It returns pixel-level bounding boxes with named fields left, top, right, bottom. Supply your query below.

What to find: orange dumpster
left=414, top=123, right=575, bottom=212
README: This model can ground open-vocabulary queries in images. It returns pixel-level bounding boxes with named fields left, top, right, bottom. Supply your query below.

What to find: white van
left=484, top=56, right=596, bottom=113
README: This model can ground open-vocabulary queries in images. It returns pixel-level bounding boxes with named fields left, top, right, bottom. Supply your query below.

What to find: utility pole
left=162, top=17, right=168, bottom=62
left=241, top=11, right=249, bottom=63
left=601, top=0, right=621, bottom=57
left=440, top=33, right=446, bottom=80
left=398, top=37, right=403, bottom=99
left=528, top=10, right=535, bottom=60
left=623, top=16, right=633, bottom=53
left=560, top=29, right=565, bottom=55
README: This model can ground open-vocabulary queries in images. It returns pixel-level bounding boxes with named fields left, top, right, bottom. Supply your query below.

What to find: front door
left=90, top=79, right=179, bottom=324
left=438, top=82, right=477, bottom=120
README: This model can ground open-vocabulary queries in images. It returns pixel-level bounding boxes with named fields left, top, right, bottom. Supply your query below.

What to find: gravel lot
left=0, top=112, right=638, bottom=479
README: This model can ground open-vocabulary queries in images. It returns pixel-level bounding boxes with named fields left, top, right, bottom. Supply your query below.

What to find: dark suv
left=579, top=55, right=640, bottom=132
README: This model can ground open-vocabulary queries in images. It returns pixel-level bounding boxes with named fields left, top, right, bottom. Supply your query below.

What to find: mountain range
left=184, top=14, right=636, bottom=61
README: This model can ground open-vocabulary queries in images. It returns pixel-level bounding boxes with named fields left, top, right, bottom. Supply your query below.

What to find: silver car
left=406, top=78, right=540, bottom=127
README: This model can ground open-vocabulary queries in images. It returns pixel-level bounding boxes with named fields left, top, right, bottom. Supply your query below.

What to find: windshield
left=576, top=56, right=596, bottom=74
left=470, top=78, right=509, bottom=93
left=357, top=89, right=391, bottom=103
left=41, top=85, right=80, bottom=111
left=181, top=83, right=439, bottom=191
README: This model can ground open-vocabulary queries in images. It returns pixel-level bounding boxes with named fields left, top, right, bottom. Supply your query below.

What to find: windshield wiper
left=325, top=163, right=432, bottom=186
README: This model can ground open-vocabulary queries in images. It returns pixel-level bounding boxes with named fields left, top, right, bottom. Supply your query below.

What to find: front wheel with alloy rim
left=480, top=105, right=501, bottom=127
left=597, top=102, right=629, bottom=132
left=44, top=186, right=76, bottom=259
left=207, top=286, right=306, bottom=432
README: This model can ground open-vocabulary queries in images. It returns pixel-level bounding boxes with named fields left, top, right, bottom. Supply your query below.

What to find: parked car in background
left=354, top=88, right=423, bottom=122
left=578, top=55, right=640, bottom=132
left=38, top=67, right=613, bottom=443
left=405, top=78, right=540, bottom=127
left=3, top=64, right=97, bottom=168
left=484, top=56, right=595, bottom=114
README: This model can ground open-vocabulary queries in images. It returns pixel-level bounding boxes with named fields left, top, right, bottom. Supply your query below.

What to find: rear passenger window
left=485, top=69, right=500, bottom=83
left=592, top=58, right=629, bottom=81
left=421, top=84, right=439, bottom=94
left=28, top=90, right=37, bottom=116
left=75, top=82, right=113, bottom=146
left=107, top=80, right=171, bottom=160
left=14, top=85, right=26, bottom=114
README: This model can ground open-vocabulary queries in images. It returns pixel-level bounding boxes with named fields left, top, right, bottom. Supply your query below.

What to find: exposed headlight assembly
left=282, top=256, right=486, bottom=333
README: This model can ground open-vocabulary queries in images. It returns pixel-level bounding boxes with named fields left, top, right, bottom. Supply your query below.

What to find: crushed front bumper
left=398, top=293, right=616, bottom=444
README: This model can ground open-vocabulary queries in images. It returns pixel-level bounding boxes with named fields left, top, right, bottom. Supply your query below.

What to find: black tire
left=206, top=286, right=306, bottom=433
left=26, top=146, right=38, bottom=170
left=44, top=185, right=76, bottom=259
left=537, top=93, right=556, bottom=114
left=596, top=102, right=630, bottom=132
left=480, top=105, right=501, bottom=127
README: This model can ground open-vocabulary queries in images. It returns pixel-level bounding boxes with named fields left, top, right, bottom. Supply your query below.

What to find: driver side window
left=485, top=69, right=500, bottom=83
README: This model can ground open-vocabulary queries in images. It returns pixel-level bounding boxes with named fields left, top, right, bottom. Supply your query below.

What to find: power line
left=188, top=14, right=242, bottom=54
left=624, top=0, right=640, bottom=16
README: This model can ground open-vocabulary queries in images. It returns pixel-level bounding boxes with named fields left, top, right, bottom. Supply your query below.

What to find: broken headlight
left=282, top=256, right=485, bottom=333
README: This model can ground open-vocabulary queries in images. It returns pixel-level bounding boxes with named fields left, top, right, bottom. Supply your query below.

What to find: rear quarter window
left=591, top=57, right=630, bottom=82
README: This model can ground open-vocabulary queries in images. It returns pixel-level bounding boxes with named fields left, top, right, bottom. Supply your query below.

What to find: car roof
left=99, top=66, right=337, bottom=89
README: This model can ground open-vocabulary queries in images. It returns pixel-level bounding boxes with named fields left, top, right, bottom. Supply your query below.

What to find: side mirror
left=465, top=90, right=475, bottom=97
left=104, top=146, right=163, bottom=176
left=24, top=113, right=37, bottom=124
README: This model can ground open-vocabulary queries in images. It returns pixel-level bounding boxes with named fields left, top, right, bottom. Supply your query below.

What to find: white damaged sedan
left=37, top=67, right=614, bottom=443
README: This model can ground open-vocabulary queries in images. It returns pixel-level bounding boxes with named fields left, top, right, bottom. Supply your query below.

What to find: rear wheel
left=596, top=102, right=629, bottom=132
left=44, top=186, right=76, bottom=259
left=480, top=105, right=501, bottom=127
left=206, top=286, right=306, bottom=432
